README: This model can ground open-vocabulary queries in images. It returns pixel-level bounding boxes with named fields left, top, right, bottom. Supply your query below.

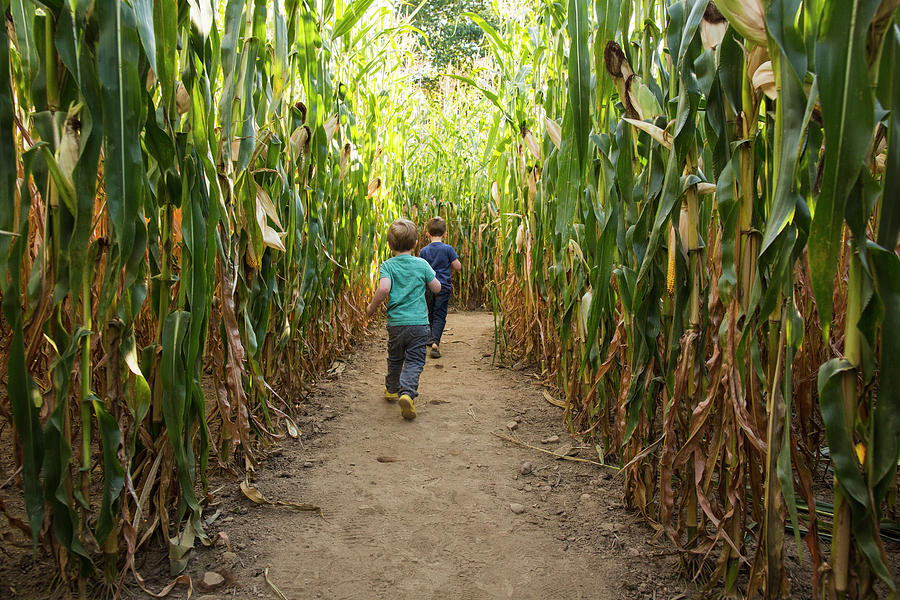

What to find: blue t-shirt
left=379, top=255, right=436, bottom=326
left=419, top=242, right=458, bottom=291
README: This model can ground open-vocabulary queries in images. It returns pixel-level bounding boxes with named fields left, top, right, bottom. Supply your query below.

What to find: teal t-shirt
left=379, top=254, right=436, bottom=326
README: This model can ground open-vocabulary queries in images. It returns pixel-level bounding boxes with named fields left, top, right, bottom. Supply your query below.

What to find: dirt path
left=140, top=311, right=691, bottom=600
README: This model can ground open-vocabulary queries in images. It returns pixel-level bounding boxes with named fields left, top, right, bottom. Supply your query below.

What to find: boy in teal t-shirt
left=366, top=218, right=441, bottom=420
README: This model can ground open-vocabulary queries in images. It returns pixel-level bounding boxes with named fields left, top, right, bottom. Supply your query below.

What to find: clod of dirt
left=303, top=461, right=313, bottom=468
left=509, top=503, right=526, bottom=514
left=222, top=551, right=238, bottom=565
left=202, top=571, right=225, bottom=588
left=580, top=493, right=591, bottom=502
left=506, top=421, right=519, bottom=431
left=541, top=434, right=560, bottom=444
left=520, top=461, right=533, bottom=475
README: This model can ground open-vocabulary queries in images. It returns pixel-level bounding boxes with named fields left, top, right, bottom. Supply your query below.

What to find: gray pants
left=385, top=325, right=430, bottom=399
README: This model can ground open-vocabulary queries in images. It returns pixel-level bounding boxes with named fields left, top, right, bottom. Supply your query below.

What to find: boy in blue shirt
left=367, top=218, right=442, bottom=420
left=418, top=217, right=462, bottom=359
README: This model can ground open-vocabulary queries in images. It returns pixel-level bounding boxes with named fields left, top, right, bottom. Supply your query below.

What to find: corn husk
left=603, top=41, right=634, bottom=80
left=605, top=41, right=640, bottom=119
left=714, top=0, right=767, bottom=46
left=175, top=81, right=191, bottom=115
left=324, top=115, right=339, bottom=144
left=751, top=60, right=776, bottom=100
left=523, top=129, right=541, bottom=161
left=543, top=116, right=562, bottom=149
left=367, top=178, right=381, bottom=199
left=701, top=3, right=728, bottom=50
left=491, top=180, right=500, bottom=204
left=57, top=105, right=82, bottom=189
left=526, top=167, right=537, bottom=203
left=678, top=204, right=691, bottom=251
left=515, top=223, right=525, bottom=251
left=290, top=125, right=311, bottom=157
left=578, top=290, right=592, bottom=341
left=627, top=77, right=664, bottom=120
left=340, top=143, right=351, bottom=181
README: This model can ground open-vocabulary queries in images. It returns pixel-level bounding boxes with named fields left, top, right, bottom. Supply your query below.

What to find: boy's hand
left=367, top=277, right=392, bottom=317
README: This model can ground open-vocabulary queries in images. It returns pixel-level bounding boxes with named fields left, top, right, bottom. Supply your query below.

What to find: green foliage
left=400, top=0, right=500, bottom=71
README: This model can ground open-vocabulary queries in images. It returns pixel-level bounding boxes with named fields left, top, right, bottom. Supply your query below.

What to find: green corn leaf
left=97, top=0, right=144, bottom=263
left=154, top=0, right=177, bottom=111
left=677, top=0, right=709, bottom=69
left=91, top=396, right=124, bottom=545
left=131, top=0, right=157, bottom=73
left=868, top=244, right=900, bottom=500
left=759, top=0, right=811, bottom=258
left=2, top=140, right=42, bottom=555
left=160, top=311, right=204, bottom=522
left=443, top=74, right=514, bottom=124
left=10, top=0, right=39, bottom=86
left=809, top=0, right=880, bottom=332
left=567, top=0, right=591, bottom=166
left=44, top=328, right=94, bottom=572
left=463, top=12, right=510, bottom=54
left=333, top=0, right=377, bottom=40
left=820, top=350, right=898, bottom=591
left=594, top=0, right=621, bottom=103
left=878, top=26, right=900, bottom=248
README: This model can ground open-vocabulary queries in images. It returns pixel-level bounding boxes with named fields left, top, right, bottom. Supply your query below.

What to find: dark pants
left=425, top=289, right=451, bottom=346
left=385, top=325, right=430, bottom=399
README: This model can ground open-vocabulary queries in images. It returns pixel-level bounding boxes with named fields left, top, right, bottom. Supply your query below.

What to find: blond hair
left=386, top=218, right=418, bottom=252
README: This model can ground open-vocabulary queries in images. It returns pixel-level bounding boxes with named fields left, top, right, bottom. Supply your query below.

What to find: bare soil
left=146, top=311, right=697, bottom=600
left=4, top=310, right=898, bottom=599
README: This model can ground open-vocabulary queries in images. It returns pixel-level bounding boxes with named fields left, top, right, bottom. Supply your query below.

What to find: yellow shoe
left=384, top=388, right=398, bottom=403
left=398, top=394, right=416, bottom=420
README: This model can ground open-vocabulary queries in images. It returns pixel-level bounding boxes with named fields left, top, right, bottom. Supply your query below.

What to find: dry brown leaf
left=265, top=567, right=290, bottom=600
left=552, top=443, right=577, bottom=458
left=542, top=390, right=566, bottom=409
left=239, top=479, right=325, bottom=519
left=623, top=118, right=673, bottom=149
left=285, top=418, right=300, bottom=439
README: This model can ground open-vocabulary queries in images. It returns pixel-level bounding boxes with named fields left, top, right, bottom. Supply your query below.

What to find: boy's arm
left=450, top=246, right=461, bottom=271
left=367, top=277, right=392, bottom=316
left=427, top=277, right=442, bottom=294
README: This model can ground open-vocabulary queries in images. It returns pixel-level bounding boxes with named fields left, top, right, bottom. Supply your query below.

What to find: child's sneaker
left=429, top=345, right=441, bottom=359
left=384, top=388, right=398, bottom=403
left=398, top=394, right=416, bottom=420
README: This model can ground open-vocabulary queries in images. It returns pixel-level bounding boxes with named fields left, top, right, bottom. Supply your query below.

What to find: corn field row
left=1, top=0, right=899, bottom=598
left=0, top=0, right=436, bottom=594
left=453, top=0, right=900, bottom=598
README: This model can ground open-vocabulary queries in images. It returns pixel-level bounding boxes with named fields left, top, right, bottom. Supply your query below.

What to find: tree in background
left=399, top=0, right=500, bottom=90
